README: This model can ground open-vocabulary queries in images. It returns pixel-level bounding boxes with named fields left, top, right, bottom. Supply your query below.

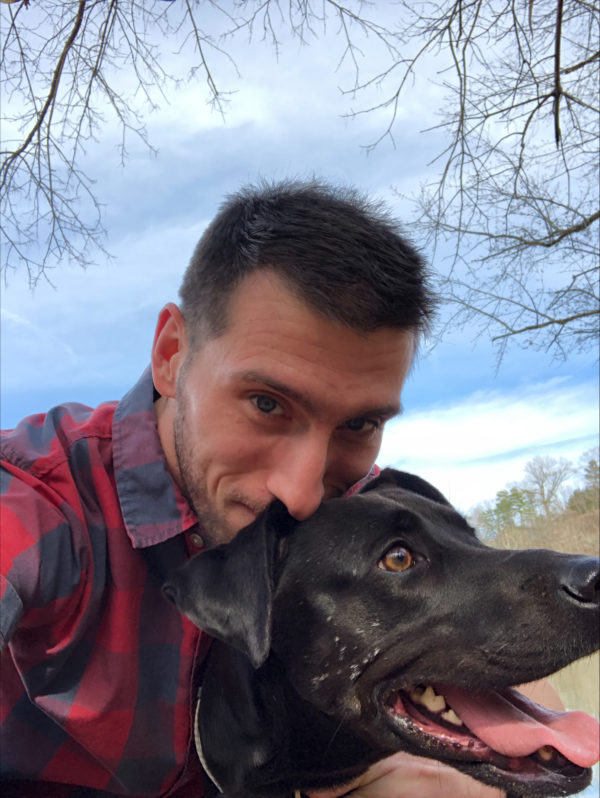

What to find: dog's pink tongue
left=440, top=685, right=600, bottom=767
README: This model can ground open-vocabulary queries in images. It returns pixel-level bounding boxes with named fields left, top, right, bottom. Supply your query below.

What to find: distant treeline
left=469, top=448, right=599, bottom=557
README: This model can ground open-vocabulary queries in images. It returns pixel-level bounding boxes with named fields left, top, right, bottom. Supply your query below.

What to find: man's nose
left=266, top=436, right=329, bottom=521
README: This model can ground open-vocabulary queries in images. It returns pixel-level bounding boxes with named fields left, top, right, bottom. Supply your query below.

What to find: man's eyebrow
left=237, top=370, right=403, bottom=420
left=237, top=370, right=318, bottom=414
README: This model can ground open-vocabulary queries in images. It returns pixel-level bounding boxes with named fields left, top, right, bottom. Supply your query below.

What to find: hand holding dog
left=306, top=751, right=506, bottom=798
left=307, top=680, right=565, bottom=798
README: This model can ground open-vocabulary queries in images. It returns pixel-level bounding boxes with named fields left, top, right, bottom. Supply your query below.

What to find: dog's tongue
left=440, top=685, right=600, bottom=767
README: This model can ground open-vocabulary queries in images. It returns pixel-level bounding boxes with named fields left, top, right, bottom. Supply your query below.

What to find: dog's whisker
left=320, top=712, right=352, bottom=764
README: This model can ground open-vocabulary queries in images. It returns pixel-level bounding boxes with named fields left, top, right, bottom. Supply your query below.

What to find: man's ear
left=360, top=467, right=452, bottom=507
left=151, top=303, right=187, bottom=398
left=163, top=501, right=294, bottom=669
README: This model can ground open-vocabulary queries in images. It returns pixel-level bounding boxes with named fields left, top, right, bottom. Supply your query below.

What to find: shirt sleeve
left=0, top=462, right=89, bottom=652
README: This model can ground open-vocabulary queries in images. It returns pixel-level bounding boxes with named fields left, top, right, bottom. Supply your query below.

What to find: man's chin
left=196, top=501, right=260, bottom=546
left=221, top=501, right=260, bottom=541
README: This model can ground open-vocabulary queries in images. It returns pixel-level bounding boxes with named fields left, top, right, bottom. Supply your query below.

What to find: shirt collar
left=113, top=366, right=198, bottom=548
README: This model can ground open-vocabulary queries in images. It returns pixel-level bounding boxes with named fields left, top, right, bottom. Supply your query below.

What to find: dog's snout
left=560, top=556, right=600, bottom=604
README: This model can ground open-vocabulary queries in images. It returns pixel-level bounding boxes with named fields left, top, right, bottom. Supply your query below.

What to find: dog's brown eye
left=379, top=545, right=414, bottom=572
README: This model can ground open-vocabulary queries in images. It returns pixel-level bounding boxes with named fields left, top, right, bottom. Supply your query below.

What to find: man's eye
left=345, top=417, right=381, bottom=433
left=251, top=395, right=282, bottom=415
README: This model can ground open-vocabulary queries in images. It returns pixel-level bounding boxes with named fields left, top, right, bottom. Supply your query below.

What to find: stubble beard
left=172, top=385, right=228, bottom=548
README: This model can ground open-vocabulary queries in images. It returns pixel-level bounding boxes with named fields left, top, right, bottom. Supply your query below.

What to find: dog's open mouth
left=383, top=683, right=599, bottom=793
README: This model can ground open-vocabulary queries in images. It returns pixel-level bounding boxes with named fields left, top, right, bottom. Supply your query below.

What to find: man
left=1, top=180, right=552, bottom=797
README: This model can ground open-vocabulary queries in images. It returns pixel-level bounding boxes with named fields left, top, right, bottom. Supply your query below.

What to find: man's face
left=160, top=271, right=414, bottom=545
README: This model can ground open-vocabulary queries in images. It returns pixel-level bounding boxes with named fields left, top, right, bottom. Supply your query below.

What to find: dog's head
left=164, top=468, right=600, bottom=797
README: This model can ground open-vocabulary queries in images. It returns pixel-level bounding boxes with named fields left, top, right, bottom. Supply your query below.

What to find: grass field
left=549, top=652, right=599, bottom=717
left=486, top=510, right=599, bottom=720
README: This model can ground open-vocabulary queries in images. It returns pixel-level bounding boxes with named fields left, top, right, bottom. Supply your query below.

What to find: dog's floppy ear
left=196, top=641, right=283, bottom=796
left=360, top=467, right=452, bottom=507
left=163, top=500, right=294, bottom=669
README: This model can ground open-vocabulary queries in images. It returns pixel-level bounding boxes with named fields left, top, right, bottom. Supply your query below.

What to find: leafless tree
left=523, top=454, right=576, bottom=517
left=0, top=0, right=402, bottom=286
left=471, top=451, right=598, bottom=553
left=1, top=1, right=598, bottom=360
left=381, top=0, right=599, bottom=359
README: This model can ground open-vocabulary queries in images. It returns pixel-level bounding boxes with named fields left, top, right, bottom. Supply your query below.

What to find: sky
left=1, top=2, right=598, bottom=515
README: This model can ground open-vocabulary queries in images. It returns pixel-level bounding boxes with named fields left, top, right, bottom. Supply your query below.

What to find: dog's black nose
left=561, top=556, right=600, bottom=604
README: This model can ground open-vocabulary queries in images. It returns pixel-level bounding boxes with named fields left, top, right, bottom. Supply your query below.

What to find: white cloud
left=379, top=379, right=599, bottom=512
left=2, top=3, right=597, bottom=491
left=0, top=217, right=205, bottom=393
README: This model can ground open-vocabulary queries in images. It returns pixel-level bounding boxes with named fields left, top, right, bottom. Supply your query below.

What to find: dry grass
left=549, top=653, right=600, bottom=718
left=486, top=511, right=599, bottom=717
left=490, top=509, right=599, bottom=557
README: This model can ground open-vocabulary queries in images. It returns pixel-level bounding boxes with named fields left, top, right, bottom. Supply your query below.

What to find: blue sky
left=1, top=5, right=598, bottom=512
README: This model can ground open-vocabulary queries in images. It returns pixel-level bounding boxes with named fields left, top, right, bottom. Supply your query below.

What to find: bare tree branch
left=492, top=309, right=600, bottom=340
left=385, top=0, right=600, bottom=360
left=1, top=0, right=598, bottom=362
left=553, top=0, right=564, bottom=145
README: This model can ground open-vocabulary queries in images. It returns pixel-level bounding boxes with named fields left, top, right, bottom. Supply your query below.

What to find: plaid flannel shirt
left=1, top=367, right=379, bottom=797
left=1, top=368, right=212, bottom=797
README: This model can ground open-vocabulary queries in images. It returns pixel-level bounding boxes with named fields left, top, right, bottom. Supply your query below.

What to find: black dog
left=163, top=469, right=600, bottom=798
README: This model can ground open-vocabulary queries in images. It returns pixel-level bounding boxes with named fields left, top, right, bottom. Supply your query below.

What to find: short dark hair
left=179, top=179, right=434, bottom=345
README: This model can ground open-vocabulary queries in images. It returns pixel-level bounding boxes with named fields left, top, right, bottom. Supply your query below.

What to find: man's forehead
left=191, top=269, right=416, bottom=405
left=222, top=270, right=418, bottom=342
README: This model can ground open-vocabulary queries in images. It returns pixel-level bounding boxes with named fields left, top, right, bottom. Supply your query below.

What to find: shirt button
left=190, top=533, right=205, bottom=548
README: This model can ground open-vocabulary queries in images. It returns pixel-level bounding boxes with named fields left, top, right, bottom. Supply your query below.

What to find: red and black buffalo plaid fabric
left=1, top=368, right=212, bottom=797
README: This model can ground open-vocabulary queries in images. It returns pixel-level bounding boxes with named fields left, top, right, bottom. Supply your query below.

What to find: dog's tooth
left=441, top=708, right=464, bottom=726
left=407, top=685, right=426, bottom=705
left=537, top=746, right=555, bottom=762
left=420, top=686, right=446, bottom=713
left=407, top=684, right=448, bottom=713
